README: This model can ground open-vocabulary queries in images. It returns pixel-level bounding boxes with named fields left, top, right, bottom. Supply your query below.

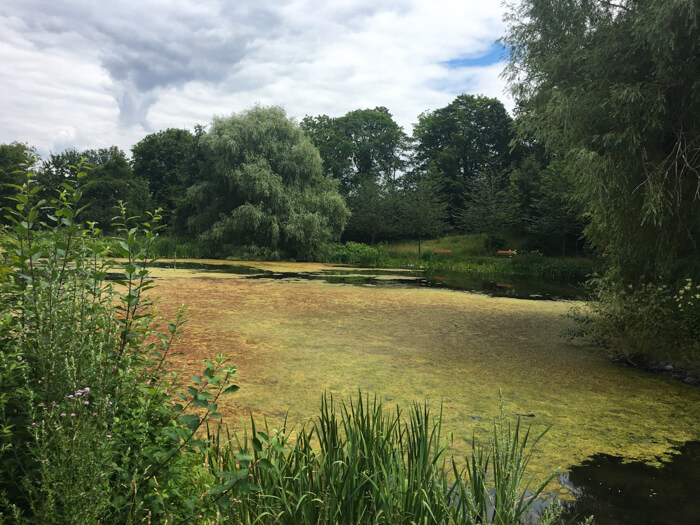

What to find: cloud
left=0, top=0, right=512, bottom=155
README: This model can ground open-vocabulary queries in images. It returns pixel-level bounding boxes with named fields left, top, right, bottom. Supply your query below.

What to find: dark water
left=557, top=441, right=700, bottom=524
left=150, top=261, right=264, bottom=275
left=148, top=261, right=585, bottom=300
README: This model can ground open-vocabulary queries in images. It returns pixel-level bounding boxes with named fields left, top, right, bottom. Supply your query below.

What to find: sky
left=0, top=0, right=512, bottom=157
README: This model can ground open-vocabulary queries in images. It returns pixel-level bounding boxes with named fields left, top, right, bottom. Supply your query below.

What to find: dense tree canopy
left=185, top=106, right=349, bottom=260
left=503, top=0, right=700, bottom=283
left=413, top=95, right=514, bottom=222
left=302, top=107, right=407, bottom=244
left=80, top=147, right=151, bottom=230
left=301, top=107, right=408, bottom=195
left=35, top=147, right=150, bottom=231
left=132, top=127, right=201, bottom=231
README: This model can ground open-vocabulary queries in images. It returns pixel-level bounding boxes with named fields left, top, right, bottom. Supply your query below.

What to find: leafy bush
left=0, top=169, right=239, bottom=522
left=569, top=276, right=700, bottom=366
left=326, top=241, right=383, bottom=266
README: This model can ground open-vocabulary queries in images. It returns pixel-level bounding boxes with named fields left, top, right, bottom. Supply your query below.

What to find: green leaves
left=178, top=414, right=200, bottom=431
left=503, top=0, right=700, bottom=357
left=189, top=106, right=349, bottom=260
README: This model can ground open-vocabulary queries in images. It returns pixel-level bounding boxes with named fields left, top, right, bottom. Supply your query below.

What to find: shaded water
left=148, top=260, right=584, bottom=299
left=559, top=441, right=700, bottom=524
left=144, top=259, right=700, bottom=522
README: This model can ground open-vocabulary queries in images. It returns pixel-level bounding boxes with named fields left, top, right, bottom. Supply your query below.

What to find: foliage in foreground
left=207, top=393, right=580, bottom=525
left=0, top=169, right=239, bottom=522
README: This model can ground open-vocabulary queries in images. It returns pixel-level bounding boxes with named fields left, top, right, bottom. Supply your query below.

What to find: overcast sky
left=1, top=0, right=511, bottom=156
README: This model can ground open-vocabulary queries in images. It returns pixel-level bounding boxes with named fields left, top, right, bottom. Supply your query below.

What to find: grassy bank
left=149, top=234, right=600, bottom=285
left=328, top=235, right=600, bottom=284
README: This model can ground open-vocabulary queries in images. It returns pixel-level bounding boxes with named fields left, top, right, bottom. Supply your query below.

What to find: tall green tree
left=301, top=107, right=408, bottom=195
left=503, top=0, right=700, bottom=283
left=0, top=143, right=37, bottom=223
left=80, top=147, right=151, bottom=231
left=186, top=106, right=349, bottom=260
left=413, top=95, right=514, bottom=223
left=302, top=107, right=408, bottom=243
left=401, top=176, right=448, bottom=254
left=300, top=115, right=354, bottom=194
left=460, top=170, right=517, bottom=247
left=509, top=152, right=584, bottom=256
left=132, top=127, right=201, bottom=230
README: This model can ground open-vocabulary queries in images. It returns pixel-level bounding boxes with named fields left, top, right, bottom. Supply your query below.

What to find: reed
left=204, top=392, right=574, bottom=524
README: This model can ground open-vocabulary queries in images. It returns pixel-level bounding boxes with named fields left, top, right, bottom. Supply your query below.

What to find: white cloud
left=0, top=0, right=512, bottom=155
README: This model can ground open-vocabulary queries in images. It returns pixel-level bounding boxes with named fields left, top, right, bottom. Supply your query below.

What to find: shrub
left=0, top=168, right=239, bottom=522
left=326, top=241, right=382, bottom=266
left=569, top=276, right=700, bottom=366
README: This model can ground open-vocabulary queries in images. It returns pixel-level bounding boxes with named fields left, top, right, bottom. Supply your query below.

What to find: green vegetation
left=184, top=106, right=349, bottom=261
left=503, top=0, right=700, bottom=366
left=0, top=174, right=239, bottom=522
left=0, top=176, right=583, bottom=523
left=206, top=393, right=574, bottom=525
left=0, top=1, right=698, bottom=521
left=326, top=241, right=383, bottom=266
left=375, top=235, right=599, bottom=284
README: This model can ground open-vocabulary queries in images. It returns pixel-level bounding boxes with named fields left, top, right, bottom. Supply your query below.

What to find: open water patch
left=147, top=260, right=586, bottom=300
left=557, top=440, right=700, bottom=524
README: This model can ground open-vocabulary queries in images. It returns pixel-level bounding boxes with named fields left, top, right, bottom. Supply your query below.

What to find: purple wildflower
left=70, top=413, right=76, bottom=417
left=67, top=395, right=74, bottom=399
left=84, top=387, right=90, bottom=393
left=106, top=434, right=112, bottom=440
left=92, top=412, right=97, bottom=417
left=32, top=422, right=37, bottom=427
left=84, top=401, right=89, bottom=406
left=60, top=413, right=66, bottom=417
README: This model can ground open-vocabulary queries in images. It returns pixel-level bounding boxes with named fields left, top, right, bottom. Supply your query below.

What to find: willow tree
left=503, top=0, right=700, bottom=284
left=185, top=106, right=349, bottom=260
left=503, top=0, right=700, bottom=357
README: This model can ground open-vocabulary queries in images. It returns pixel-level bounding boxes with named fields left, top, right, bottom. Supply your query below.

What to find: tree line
left=1, top=95, right=584, bottom=260
left=502, top=0, right=699, bottom=361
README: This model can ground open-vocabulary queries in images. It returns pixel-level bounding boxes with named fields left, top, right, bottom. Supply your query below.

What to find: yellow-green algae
left=147, top=261, right=700, bottom=491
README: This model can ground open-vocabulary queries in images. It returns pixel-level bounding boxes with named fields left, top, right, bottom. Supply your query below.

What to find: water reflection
left=558, top=441, right=700, bottom=524
left=148, top=261, right=586, bottom=300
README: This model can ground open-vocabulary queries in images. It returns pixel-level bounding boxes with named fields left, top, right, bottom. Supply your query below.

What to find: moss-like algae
left=148, top=261, right=700, bottom=491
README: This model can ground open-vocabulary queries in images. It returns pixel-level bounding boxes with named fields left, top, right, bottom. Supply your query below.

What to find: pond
left=149, top=259, right=585, bottom=300
left=145, top=259, right=700, bottom=522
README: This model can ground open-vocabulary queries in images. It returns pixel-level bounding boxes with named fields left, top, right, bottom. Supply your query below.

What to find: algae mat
left=148, top=263, right=700, bottom=485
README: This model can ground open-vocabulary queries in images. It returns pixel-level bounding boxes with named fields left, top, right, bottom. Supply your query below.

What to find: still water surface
left=146, top=259, right=699, bottom=523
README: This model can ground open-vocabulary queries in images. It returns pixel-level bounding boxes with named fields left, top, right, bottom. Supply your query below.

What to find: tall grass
left=151, top=235, right=206, bottom=259
left=205, top=392, right=580, bottom=524
left=381, top=254, right=597, bottom=284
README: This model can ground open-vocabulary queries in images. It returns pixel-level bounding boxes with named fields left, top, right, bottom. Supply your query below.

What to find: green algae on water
left=148, top=261, right=700, bottom=488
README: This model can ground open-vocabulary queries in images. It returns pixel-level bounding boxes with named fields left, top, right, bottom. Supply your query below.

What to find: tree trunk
left=561, top=232, right=566, bottom=257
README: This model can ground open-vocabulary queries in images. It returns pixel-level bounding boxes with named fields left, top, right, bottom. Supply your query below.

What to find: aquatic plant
left=204, top=392, right=571, bottom=524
